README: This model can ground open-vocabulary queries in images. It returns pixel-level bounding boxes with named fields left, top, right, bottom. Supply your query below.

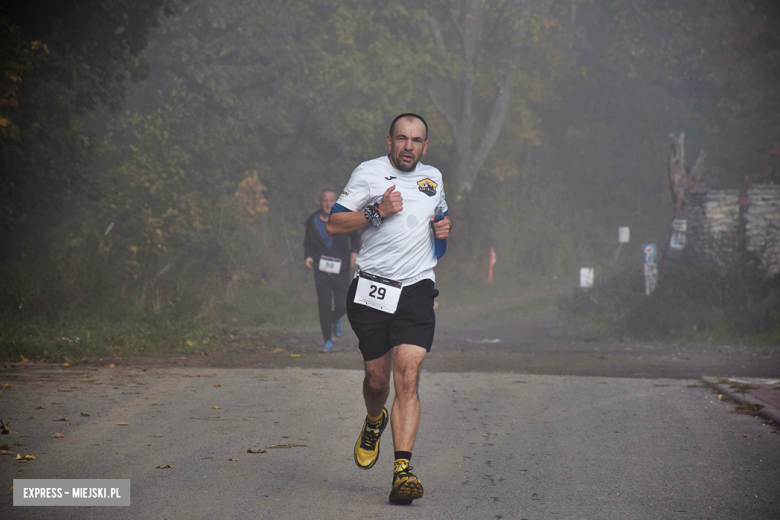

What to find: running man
left=304, top=189, right=360, bottom=352
left=326, top=113, right=451, bottom=505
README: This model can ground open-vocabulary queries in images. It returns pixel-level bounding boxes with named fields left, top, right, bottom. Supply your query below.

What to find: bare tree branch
left=470, top=50, right=523, bottom=180
left=428, top=16, right=446, bottom=50
left=428, top=87, right=458, bottom=136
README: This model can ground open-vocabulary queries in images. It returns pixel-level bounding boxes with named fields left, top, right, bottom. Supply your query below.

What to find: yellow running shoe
left=353, top=407, right=388, bottom=469
left=388, top=460, right=423, bottom=505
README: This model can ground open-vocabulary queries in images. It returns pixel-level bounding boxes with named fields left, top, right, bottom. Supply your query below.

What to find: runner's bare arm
left=327, top=186, right=403, bottom=236
left=327, top=211, right=370, bottom=236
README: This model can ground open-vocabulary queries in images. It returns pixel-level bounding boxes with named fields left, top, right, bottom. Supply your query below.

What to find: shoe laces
left=360, top=424, right=381, bottom=450
left=394, top=463, right=415, bottom=481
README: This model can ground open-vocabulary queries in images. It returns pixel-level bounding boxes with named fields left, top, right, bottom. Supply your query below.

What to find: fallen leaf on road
left=213, top=384, right=222, bottom=387
left=0, top=384, right=12, bottom=389
left=108, top=364, right=115, bottom=368
left=1, top=420, right=10, bottom=434
left=267, top=443, right=309, bottom=449
left=211, top=406, right=221, bottom=409
left=228, top=458, right=239, bottom=461
left=289, top=354, right=301, bottom=358
left=0, top=450, right=12, bottom=455
left=247, top=448, right=267, bottom=454
left=614, top=430, right=621, bottom=433
left=36, top=406, right=45, bottom=410
left=0, top=444, right=9, bottom=450
left=62, top=363, right=70, bottom=367
left=80, top=412, right=90, bottom=417
left=155, top=464, right=172, bottom=469
left=16, top=454, right=35, bottom=460
left=53, top=433, right=67, bottom=438
left=115, top=422, right=130, bottom=426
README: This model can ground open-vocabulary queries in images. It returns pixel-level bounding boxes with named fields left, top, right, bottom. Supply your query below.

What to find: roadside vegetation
left=556, top=257, right=780, bottom=346
left=2, top=0, right=779, bottom=362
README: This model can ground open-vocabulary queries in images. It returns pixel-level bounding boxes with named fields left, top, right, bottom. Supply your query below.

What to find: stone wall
left=685, top=189, right=740, bottom=268
left=746, top=185, right=780, bottom=275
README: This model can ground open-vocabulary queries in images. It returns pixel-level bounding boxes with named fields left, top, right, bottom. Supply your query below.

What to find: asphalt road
left=2, top=301, right=779, bottom=519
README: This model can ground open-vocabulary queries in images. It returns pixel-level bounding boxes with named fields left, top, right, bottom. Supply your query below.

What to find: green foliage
left=599, top=0, right=780, bottom=187
left=0, top=0, right=172, bottom=228
left=2, top=0, right=779, bottom=355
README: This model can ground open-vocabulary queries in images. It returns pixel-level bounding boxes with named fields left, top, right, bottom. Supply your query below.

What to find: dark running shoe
left=388, top=460, right=423, bottom=505
left=353, top=407, right=388, bottom=469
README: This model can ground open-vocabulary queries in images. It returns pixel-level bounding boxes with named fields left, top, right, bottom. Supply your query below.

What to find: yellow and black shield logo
left=417, top=178, right=437, bottom=197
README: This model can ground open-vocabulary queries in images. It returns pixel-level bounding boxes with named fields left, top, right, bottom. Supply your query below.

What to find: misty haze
left=1, top=1, right=779, bottom=518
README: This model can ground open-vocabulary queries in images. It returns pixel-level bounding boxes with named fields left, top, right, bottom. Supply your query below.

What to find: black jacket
left=304, top=210, right=360, bottom=267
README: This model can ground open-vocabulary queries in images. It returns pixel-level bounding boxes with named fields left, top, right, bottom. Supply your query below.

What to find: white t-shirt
left=337, top=155, right=448, bottom=284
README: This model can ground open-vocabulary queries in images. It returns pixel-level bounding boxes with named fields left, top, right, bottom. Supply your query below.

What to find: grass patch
left=728, top=382, right=758, bottom=393
left=732, top=403, right=765, bottom=415
left=0, top=313, right=217, bottom=363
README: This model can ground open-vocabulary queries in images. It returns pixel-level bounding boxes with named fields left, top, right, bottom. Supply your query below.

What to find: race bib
left=354, top=272, right=403, bottom=314
left=318, top=256, right=342, bottom=274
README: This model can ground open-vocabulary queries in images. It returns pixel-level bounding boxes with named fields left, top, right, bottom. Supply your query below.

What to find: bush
left=557, top=254, right=780, bottom=345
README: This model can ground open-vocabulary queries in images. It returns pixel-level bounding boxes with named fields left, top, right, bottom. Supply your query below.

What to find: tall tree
left=424, top=0, right=579, bottom=192
left=89, top=0, right=440, bottom=281
left=0, top=0, right=171, bottom=229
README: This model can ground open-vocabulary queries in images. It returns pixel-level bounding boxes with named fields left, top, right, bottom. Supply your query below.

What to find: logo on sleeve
left=417, top=179, right=437, bottom=197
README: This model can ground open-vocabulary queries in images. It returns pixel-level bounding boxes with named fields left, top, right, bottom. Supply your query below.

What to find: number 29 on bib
left=354, top=272, right=403, bottom=314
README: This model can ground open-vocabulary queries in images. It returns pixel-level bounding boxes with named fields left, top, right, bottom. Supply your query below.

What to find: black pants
left=314, top=268, right=350, bottom=341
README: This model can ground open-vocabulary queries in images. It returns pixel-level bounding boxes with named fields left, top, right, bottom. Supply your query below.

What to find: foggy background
left=1, top=0, right=778, bottom=359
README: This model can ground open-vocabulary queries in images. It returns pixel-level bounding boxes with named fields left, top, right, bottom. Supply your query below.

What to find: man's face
left=319, top=191, right=336, bottom=216
left=386, top=118, right=429, bottom=172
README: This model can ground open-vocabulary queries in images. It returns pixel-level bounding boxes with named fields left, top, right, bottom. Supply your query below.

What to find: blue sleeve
left=330, top=203, right=351, bottom=214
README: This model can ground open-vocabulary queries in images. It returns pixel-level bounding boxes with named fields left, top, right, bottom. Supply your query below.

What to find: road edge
left=701, top=375, right=780, bottom=425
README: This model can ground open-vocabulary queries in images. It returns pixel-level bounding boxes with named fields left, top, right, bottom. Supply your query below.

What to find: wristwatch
left=364, top=203, right=383, bottom=227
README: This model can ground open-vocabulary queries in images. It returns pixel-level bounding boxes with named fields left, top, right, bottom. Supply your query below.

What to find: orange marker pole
left=488, top=247, right=496, bottom=282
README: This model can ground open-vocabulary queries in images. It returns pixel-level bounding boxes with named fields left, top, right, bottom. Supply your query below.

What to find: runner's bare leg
left=363, top=350, right=392, bottom=418
left=390, top=344, right=426, bottom=452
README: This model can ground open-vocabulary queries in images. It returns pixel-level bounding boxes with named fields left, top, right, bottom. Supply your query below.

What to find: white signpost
left=579, top=267, right=594, bottom=289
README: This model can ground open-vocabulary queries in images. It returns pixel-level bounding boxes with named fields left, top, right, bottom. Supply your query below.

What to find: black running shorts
left=346, top=277, right=439, bottom=361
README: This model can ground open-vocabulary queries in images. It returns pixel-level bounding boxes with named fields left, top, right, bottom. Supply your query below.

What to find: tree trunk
left=427, top=0, right=554, bottom=195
